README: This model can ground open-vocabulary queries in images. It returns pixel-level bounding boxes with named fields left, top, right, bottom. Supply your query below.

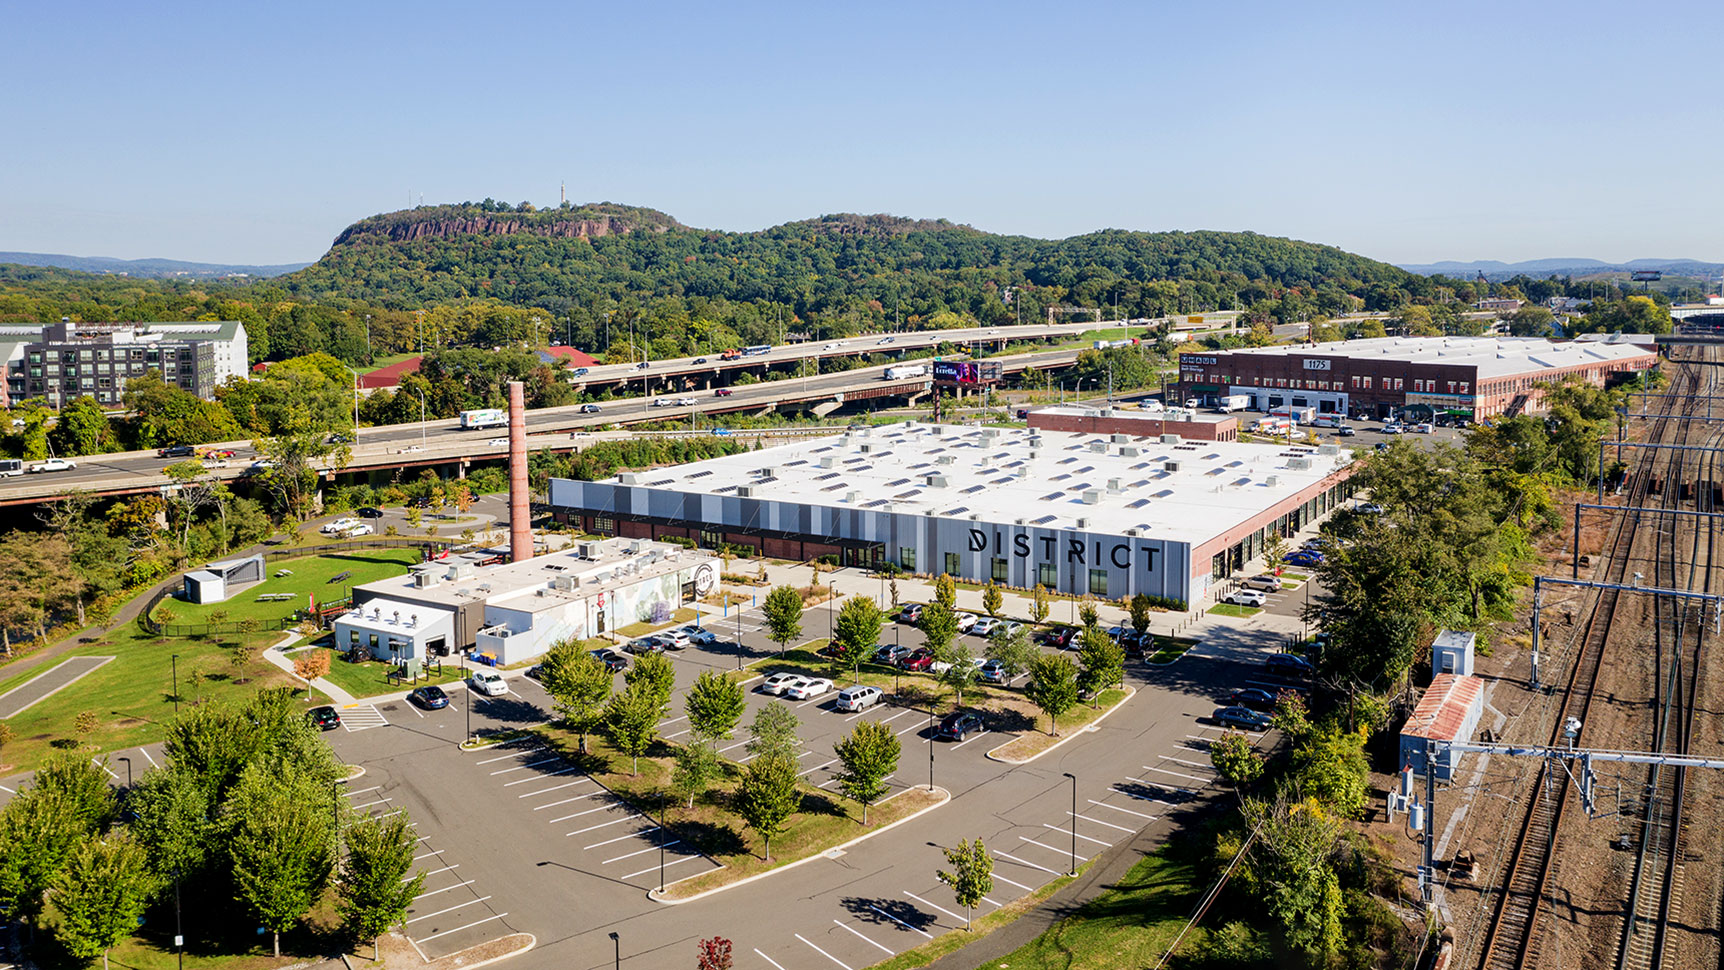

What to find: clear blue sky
left=6, top=0, right=1719, bottom=267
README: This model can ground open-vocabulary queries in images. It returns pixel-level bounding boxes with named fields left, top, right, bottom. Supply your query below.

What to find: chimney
left=509, top=380, right=531, bottom=562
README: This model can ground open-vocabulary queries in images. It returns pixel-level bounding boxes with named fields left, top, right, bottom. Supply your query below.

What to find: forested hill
left=280, top=202, right=1416, bottom=314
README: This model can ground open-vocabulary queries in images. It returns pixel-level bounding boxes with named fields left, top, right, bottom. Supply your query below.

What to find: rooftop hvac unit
left=978, top=456, right=991, bottom=466
left=1125, top=527, right=1140, bottom=536
left=1076, top=517, right=1090, bottom=528
left=413, top=571, right=439, bottom=588
left=756, top=466, right=777, bottom=477
left=1163, top=460, right=1181, bottom=472
left=618, top=472, right=639, bottom=485
left=926, top=475, right=949, bottom=488
left=1265, top=475, right=1279, bottom=487
left=845, top=491, right=860, bottom=503
left=736, top=485, right=756, bottom=498
left=1318, top=444, right=1340, bottom=456
left=937, top=455, right=956, bottom=465
left=1088, top=441, right=1107, bottom=453
left=1160, top=434, right=1183, bottom=444
left=1121, top=445, right=1141, bottom=457
left=1082, top=490, right=1102, bottom=504
left=1017, top=467, right=1029, bottom=478
left=969, top=513, right=983, bottom=521
left=859, top=444, right=872, bottom=453
left=1111, top=434, right=1131, bottom=444
left=1027, top=436, right=1043, bottom=447
left=553, top=576, right=576, bottom=590
left=820, top=457, right=836, bottom=469
left=1288, top=457, right=1313, bottom=471
left=536, top=588, right=547, bottom=597
left=1107, top=478, right=1122, bottom=492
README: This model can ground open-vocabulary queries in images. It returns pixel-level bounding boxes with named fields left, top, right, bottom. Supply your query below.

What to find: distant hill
left=0, top=251, right=310, bottom=279
left=1401, top=257, right=1723, bottom=279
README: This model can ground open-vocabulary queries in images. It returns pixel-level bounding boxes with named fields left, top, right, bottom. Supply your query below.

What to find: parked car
left=309, top=706, right=341, bottom=731
left=835, top=685, right=883, bottom=712
left=321, top=517, right=360, bottom=535
left=1242, top=574, right=1281, bottom=593
left=579, top=403, right=603, bottom=414
left=785, top=677, right=834, bottom=701
left=356, top=506, right=384, bottom=518
left=590, top=648, right=629, bottom=672
left=872, top=643, right=910, bottom=666
left=1040, top=625, right=1077, bottom=649
left=1264, top=653, right=1315, bottom=677
left=971, top=616, right=1003, bottom=637
left=468, top=669, right=508, bottom=696
left=953, top=612, right=979, bottom=633
left=979, top=659, right=1010, bottom=684
left=899, top=649, right=935, bottom=672
left=626, top=637, right=665, bottom=655
left=1283, top=550, right=1323, bottom=567
left=677, top=625, right=719, bottom=647
left=760, top=672, right=803, bottom=695
left=1225, top=589, right=1268, bottom=608
left=1336, top=426, right=1356, bottom=436
left=27, top=457, right=76, bottom=474
left=157, top=444, right=196, bottom=458
left=340, top=523, right=375, bottom=538
left=408, top=685, right=450, bottom=710
left=1213, top=706, right=1273, bottom=731
left=937, top=710, right=984, bottom=741
left=896, top=604, right=925, bottom=624
left=653, top=630, right=692, bottom=651
left=714, top=388, right=734, bottom=397
left=1117, top=630, right=1146, bottom=656
left=1414, top=423, right=1434, bottom=434
left=1228, top=687, right=1279, bottom=712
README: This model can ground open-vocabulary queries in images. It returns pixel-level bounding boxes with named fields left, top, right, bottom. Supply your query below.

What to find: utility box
left=1431, top=629, right=1476, bottom=677
left=1400, top=674, right=1484, bottom=780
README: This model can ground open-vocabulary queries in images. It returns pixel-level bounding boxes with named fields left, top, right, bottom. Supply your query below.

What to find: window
left=1460, top=382, right=1470, bottom=394
left=367, top=633, right=378, bottom=652
left=593, top=515, right=616, bottom=534
left=900, top=546, right=916, bottom=571
left=944, top=552, right=960, bottom=576
left=1088, top=568, right=1109, bottom=597
left=699, top=528, right=721, bottom=548
left=1038, top=563, right=1058, bottom=588
left=992, top=558, right=1008, bottom=582
left=349, top=630, right=359, bottom=648
left=1362, top=376, right=1372, bottom=389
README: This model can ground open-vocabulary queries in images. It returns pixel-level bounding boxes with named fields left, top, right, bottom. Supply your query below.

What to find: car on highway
left=823, top=342, right=839, bottom=350
left=714, top=388, right=733, bottom=397
left=321, top=517, right=361, bottom=535
left=246, top=459, right=274, bottom=473
left=580, top=403, right=603, bottom=414
left=487, top=437, right=509, bottom=446
left=878, top=336, right=896, bottom=344
left=1264, top=653, right=1314, bottom=677
left=835, top=685, right=883, bottom=712
left=676, top=397, right=697, bottom=406
left=27, top=457, right=76, bottom=474
left=899, top=649, right=935, bottom=672
left=626, top=637, right=665, bottom=655
left=0, top=459, right=21, bottom=477
left=1242, top=574, right=1281, bottom=593
left=357, top=507, right=384, bottom=518
left=785, top=677, right=834, bottom=701
left=937, top=710, right=984, bottom=741
left=760, top=672, right=805, bottom=696
left=309, top=706, right=342, bottom=731
left=468, top=669, right=508, bottom=696
left=711, top=428, right=731, bottom=435
left=408, top=685, right=450, bottom=710
left=953, top=611, right=979, bottom=633
left=1212, top=706, right=1272, bottom=731
left=1225, top=589, right=1268, bottom=608
left=590, top=648, right=629, bottom=673
left=896, top=603, right=925, bottom=624
left=1228, top=687, right=1279, bottom=712
left=653, top=397, right=674, bottom=408
left=1283, top=550, right=1323, bottom=567
left=692, top=357, right=707, bottom=364
left=199, top=448, right=237, bottom=460
left=570, top=367, right=590, bottom=378
left=157, top=444, right=196, bottom=458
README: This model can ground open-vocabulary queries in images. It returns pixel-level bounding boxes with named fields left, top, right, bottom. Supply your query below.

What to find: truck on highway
left=0, top=459, right=22, bottom=477
left=883, top=364, right=929, bottom=380
left=460, top=408, right=508, bottom=430
left=720, top=348, right=743, bottom=361
left=1217, top=394, right=1252, bottom=413
left=1092, top=338, right=1141, bottom=350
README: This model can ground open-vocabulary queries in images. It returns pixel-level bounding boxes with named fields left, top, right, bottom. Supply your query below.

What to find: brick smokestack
left=509, top=380, right=531, bottom=562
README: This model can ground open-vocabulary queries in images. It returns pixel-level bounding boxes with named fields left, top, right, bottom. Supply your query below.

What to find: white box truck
left=460, top=408, right=508, bottom=430
left=883, top=364, right=928, bottom=380
left=1217, top=394, right=1252, bottom=413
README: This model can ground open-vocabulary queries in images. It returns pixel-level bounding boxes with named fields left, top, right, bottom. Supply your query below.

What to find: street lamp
left=928, top=706, right=936, bottom=792
left=1062, top=772, right=1077, bottom=875
left=171, top=653, right=180, bottom=714
left=659, top=793, right=669, bottom=893
left=412, top=387, right=428, bottom=450
left=609, top=932, right=620, bottom=970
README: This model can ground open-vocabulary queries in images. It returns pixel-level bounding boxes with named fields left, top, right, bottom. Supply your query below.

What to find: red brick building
left=1026, top=405, right=1238, bottom=442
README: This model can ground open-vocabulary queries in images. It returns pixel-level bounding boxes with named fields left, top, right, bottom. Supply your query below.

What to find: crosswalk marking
left=341, top=705, right=388, bottom=732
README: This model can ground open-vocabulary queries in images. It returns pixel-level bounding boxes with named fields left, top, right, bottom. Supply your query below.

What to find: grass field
left=991, top=847, right=1200, bottom=970
left=358, top=352, right=418, bottom=374
left=1208, top=603, right=1263, bottom=618
left=288, top=647, right=469, bottom=698
left=162, top=549, right=421, bottom=625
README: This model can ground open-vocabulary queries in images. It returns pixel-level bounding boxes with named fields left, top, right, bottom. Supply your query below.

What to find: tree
left=1078, top=600, right=1099, bottom=629
left=936, top=838, right=994, bottom=930
left=919, top=602, right=958, bottom=657
left=538, top=638, right=613, bottom=753
left=982, top=582, right=1003, bottom=618
left=625, top=651, right=676, bottom=714
left=1245, top=797, right=1344, bottom=962
left=745, top=703, right=800, bottom=763
left=672, top=740, right=723, bottom=809
left=223, top=762, right=336, bottom=958
left=1507, top=305, right=1555, bottom=337
left=735, top=755, right=800, bottom=861
left=985, top=624, right=1036, bottom=684
left=1076, top=626, right=1124, bottom=706
left=49, top=834, right=152, bottom=970
left=32, top=751, right=117, bottom=832
left=933, top=573, right=957, bottom=609
left=685, top=671, right=745, bottom=742
left=1209, top=732, right=1264, bottom=790
left=1025, top=654, right=1080, bottom=736
left=251, top=431, right=336, bottom=520
left=1292, top=727, right=1370, bottom=818
left=338, top=814, right=423, bottom=960
left=127, top=765, right=211, bottom=885
left=889, top=577, right=900, bottom=609
left=1261, top=532, right=1288, bottom=575
left=939, top=643, right=979, bottom=708
left=762, top=585, right=804, bottom=655
left=697, top=936, right=734, bottom=970
left=1128, top=593, right=1153, bottom=635
left=1030, top=585, right=1051, bottom=625
left=0, top=785, right=94, bottom=926
left=834, top=719, right=900, bottom=823
left=47, top=396, right=118, bottom=459
left=830, top=596, right=882, bottom=680
left=605, top=682, right=661, bottom=776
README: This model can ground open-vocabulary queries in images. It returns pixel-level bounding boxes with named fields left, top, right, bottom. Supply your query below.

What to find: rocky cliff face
left=333, top=212, right=671, bottom=246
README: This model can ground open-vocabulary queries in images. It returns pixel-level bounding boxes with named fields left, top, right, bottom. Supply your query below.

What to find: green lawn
left=290, top=647, right=469, bottom=698
left=1147, top=636, right=1198, bottom=665
left=162, top=550, right=422, bottom=625
left=358, top=352, right=418, bottom=374
left=991, top=847, right=1203, bottom=970
left=1208, top=604, right=1263, bottom=618
left=991, top=688, right=1129, bottom=760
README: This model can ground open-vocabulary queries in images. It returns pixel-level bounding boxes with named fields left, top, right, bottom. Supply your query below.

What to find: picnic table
left=328, top=570, right=352, bottom=584
left=274, top=568, right=294, bottom=578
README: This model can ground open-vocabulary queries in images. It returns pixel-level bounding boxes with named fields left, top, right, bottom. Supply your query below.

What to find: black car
left=328, top=431, right=354, bottom=445
left=408, top=685, right=450, bottom=710
left=1228, top=687, right=1278, bottom=712
left=157, top=444, right=195, bottom=458
left=409, top=496, right=433, bottom=509
left=937, top=710, right=984, bottom=741
left=1264, top=653, right=1314, bottom=677
left=1118, top=630, right=1146, bottom=657
left=590, top=649, right=628, bottom=673
left=692, top=357, right=708, bottom=364
left=356, top=506, right=384, bottom=519
left=309, top=706, right=341, bottom=731
left=524, top=664, right=546, bottom=682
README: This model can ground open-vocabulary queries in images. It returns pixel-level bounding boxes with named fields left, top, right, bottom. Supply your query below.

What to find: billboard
left=933, top=360, right=1001, bottom=384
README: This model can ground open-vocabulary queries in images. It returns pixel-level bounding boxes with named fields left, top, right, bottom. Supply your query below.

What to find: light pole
left=609, top=932, right=620, bottom=970
left=659, top=793, right=669, bottom=892
left=928, top=706, right=936, bottom=792
left=171, top=653, right=179, bottom=714
left=463, top=651, right=471, bottom=745
left=1062, top=772, right=1077, bottom=874
left=340, top=363, right=361, bottom=430
left=412, top=387, right=428, bottom=450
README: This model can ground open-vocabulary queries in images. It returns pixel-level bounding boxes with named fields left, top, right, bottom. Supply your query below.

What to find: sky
left=4, top=0, right=1721, bottom=267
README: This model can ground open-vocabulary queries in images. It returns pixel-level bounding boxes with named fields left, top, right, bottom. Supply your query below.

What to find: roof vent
left=1120, top=446, right=1140, bottom=457
left=1160, top=434, right=1183, bottom=445
left=1088, top=440, right=1107, bottom=453
left=1082, top=490, right=1102, bottom=504
left=1111, top=434, right=1131, bottom=444
left=736, top=484, right=757, bottom=497
left=618, top=472, right=639, bottom=485
left=1265, top=475, right=1279, bottom=487
left=1287, top=457, right=1313, bottom=471
left=1163, top=460, right=1181, bottom=473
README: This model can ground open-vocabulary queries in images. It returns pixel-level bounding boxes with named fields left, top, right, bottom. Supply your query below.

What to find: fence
left=138, top=538, right=450, bottom=637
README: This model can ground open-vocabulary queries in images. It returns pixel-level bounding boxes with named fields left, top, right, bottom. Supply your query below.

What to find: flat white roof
left=354, top=537, right=709, bottom=612
left=1029, top=405, right=1234, bottom=425
left=596, top=422, right=1353, bottom=547
left=1211, top=336, right=1656, bottom=380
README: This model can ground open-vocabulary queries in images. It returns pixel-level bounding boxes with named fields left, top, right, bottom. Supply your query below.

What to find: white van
left=0, top=459, right=22, bottom=477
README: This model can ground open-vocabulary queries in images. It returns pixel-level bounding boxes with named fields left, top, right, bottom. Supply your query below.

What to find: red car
left=714, top=388, right=734, bottom=397
left=899, top=649, right=935, bottom=672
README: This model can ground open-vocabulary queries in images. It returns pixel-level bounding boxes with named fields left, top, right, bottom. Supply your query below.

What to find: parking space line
left=139, top=747, right=160, bottom=769
left=93, top=758, right=119, bottom=779
left=503, top=766, right=577, bottom=786
left=568, top=813, right=642, bottom=837
left=717, top=739, right=750, bottom=755
left=795, top=933, right=854, bottom=970
left=1140, top=765, right=1209, bottom=784
left=414, top=912, right=508, bottom=944
left=1072, top=812, right=1135, bottom=833
left=878, top=710, right=912, bottom=724
left=1044, top=824, right=1111, bottom=846
left=412, top=864, right=459, bottom=880
left=868, top=904, right=933, bottom=939
left=1089, top=798, right=1157, bottom=821
left=667, top=728, right=692, bottom=739
left=346, top=785, right=384, bottom=797
left=952, top=731, right=990, bottom=749
left=995, top=850, right=1062, bottom=875
left=406, top=895, right=491, bottom=924
left=548, top=801, right=614, bottom=822
left=658, top=715, right=688, bottom=727
left=604, top=840, right=678, bottom=865
left=754, top=947, right=790, bottom=970
left=621, top=854, right=703, bottom=880
left=903, top=890, right=967, bottom=926
left=0, top=782, right=13, bottom=794
left=412, top=879, right=475, bottom=900
left=518, top=779, right=588, bottom=799
left=1018, top=835, right=1073, bottom=856
left=586, top=826, right=658, bottom=850
left=413, top=851, right=445, bottom=861
left=799, top=759, right=836, bottom=778
left=833, top=920, right=893, bottom=955
left=991, top=871, right=1034, bottom=892
left=1110, top=787, right=1170, bottom=805
left=894, top=720, right=923, bottom=737
left=351, top=798, right=392, bottom=811
left=1159, top=755, right=1211, bottom=768
left=476, top=749, right=536, bottom=765
left=489, top=757, right=560, bottom=775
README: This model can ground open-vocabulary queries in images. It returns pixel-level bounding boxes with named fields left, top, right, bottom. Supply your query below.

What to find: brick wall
left=1027, top=410, right=1237, bottom=442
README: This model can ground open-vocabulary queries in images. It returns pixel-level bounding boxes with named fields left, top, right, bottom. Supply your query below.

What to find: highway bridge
left=0, top=345, right=1093, bottom=508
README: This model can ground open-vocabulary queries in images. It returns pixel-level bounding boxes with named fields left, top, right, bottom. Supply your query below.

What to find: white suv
left=322, top=517, right=360, bottom=535
left=1226, top=589, right=1269, bottom=608
left=835, top=686, right=882, bottom=712
left=468, top=669, right=507, bottom=696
